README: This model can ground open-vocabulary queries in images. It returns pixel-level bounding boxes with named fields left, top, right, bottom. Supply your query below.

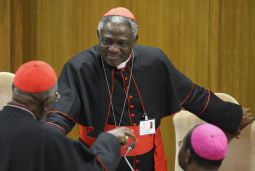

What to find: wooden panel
left=7, top=0, right=255, bottom=170
left=220, top=0, right=255, bottom=113
left=249, top=0, right=255, bottom=114
left=134, top=0, right=210, bottom=87
left=0, top=0, right=11, bottom=71
left=170, top=0, right=210, bottom=87
left=11, top=0, right=24, bottom=72
left=208, top=0, right=221, bottom=91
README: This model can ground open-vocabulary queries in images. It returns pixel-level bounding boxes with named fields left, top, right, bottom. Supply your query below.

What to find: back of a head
left=12, top=60, right=58, bottom=120
left=179, top=123, right=228, bottom=171
left=14, top=61, right=57, bottom=94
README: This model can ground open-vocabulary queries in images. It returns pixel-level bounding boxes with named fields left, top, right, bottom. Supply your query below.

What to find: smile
left=106, top=55, right=120, bottom=60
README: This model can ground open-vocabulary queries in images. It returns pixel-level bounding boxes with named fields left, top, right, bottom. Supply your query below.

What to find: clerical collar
left=116, top=52, right=132, bottom=69
left=5, top=104, right=37, bottom=120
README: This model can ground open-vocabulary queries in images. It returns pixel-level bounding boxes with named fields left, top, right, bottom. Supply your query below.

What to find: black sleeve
left=91, top=133, right=121, bottom=171
left=181, top=85, right=243, bottom=133
left=45, top=128, right=121, bottom=171
left=47, top=62, right=81, bottom=133
left=47, top=113, right=75, bottom=134
left=163, top=52, right=243, bottom=133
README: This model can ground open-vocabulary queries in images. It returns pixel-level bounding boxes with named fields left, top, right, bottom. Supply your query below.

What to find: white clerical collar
left=116, top=52, right=133, bottom=69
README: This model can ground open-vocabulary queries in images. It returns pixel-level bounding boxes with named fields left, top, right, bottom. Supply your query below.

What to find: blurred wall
left=1, top=0, right=254, bottom=170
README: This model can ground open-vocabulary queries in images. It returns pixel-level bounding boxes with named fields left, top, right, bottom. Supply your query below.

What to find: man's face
left=97, top=21, right=137, bottom=67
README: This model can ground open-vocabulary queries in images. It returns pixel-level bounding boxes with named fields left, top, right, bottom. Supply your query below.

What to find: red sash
left=78, top=124, right=167, bottom=171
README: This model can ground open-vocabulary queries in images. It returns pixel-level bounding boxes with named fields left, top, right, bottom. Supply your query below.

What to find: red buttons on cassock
left=129, top=95, right=133, bottom=99
left=130, top=105, right=134, bottom=109
left=135, top=169, right=139, bottom=171
left=136, top=160, right=140, bottom=163
left=125, top=77, right=129, bottom=81
left=121, top=68, right=125, bottom=72
left=131, top=113, right=135, bottom=117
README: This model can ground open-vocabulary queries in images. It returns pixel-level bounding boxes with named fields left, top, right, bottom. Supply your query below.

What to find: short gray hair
left=97, top=16, right=138, bottom=38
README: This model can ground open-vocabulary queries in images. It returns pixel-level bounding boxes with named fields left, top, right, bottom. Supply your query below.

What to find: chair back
left=173, top=92, right=254, bottom=171
left=0, top=72, right=15, bottom=110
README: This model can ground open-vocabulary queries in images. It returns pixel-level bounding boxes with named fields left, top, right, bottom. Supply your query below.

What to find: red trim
left=103, top=69, right=115, bottom=131
left=129, top=68, right=146, bottom=113
left=120, top=70, right=127, bottom=92
left=78, top=124, right=95, bottom=146
left=46, top=122, right=66, bottom=133
left=80, top=124, right=168, bottom=170
left=103, top=102, right=113, bottom=132
left=181, top=83, right=195, bottom=105
left=127, top=96, right=133, bottom=125
left=154, top=128, right=168, bottom=171
left=49, top=110, right=76, bottom=123
left=96, top=156, right=108, bottom=171
left=197, top=90, right=211, bottom=116
left=120, top=70, right=133, bottom=125
left=105, top=124, right=154, bottom=156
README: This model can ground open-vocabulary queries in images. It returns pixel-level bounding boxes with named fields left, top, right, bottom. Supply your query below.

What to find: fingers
left=118, top=127, right=137, bottom=146
left=107, top=127, right=137, bottom=146
left=120, top=135, right=128, bottom=146
left=123, top=128, right=137, bottom=142
left=243, top=107, right=252, bottom=113
left=240, top=107, right=254, bottom=130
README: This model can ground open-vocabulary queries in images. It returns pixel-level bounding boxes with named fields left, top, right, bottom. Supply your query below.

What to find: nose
left=109, top=44, right=120, bottom=53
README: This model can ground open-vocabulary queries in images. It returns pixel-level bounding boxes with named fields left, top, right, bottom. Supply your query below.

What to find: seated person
left=0, top=61, right=136, bottom=171
left=178, top=123, right=228, bottom=171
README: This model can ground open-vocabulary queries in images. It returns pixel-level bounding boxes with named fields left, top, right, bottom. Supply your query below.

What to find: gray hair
left=97, top=16, right=138, bottom=38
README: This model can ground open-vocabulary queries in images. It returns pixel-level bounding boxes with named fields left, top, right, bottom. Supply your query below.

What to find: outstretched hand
left=240, top=107, right=255, bottom=129
left=227, top=107, right=254, bottom=140
left=107, top=127, right=137, bottom=146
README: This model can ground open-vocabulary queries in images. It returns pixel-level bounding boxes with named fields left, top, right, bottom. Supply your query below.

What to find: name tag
left=139, top=119, right=155, bottom=136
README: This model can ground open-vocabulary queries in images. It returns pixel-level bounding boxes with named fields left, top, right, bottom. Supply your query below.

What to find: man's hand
left=227, top=107, right=254, bottom=141
left=240, top=107, right=255, bottom=129
left=107, top=127, right=137, bottom=146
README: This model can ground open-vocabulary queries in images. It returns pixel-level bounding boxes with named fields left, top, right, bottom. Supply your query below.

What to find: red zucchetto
left=14, top=61, right=57, bottom=93
left=103, top=7, right=136, bottom=21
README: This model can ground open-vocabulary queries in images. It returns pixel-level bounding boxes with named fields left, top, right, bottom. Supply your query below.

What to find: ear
left=185, top=149, right=192, bottom=164
left=131, top=35, right=138, bottom=48
left=97, top=30, right=100, bottom=39
left=178, top=147, right=192, bottom=170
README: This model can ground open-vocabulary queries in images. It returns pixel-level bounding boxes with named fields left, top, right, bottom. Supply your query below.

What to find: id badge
left=139, top=119, right=155, bottom=136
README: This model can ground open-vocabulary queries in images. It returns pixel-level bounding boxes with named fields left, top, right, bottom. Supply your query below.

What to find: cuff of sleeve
left=92, top=132, right=121, bottom=171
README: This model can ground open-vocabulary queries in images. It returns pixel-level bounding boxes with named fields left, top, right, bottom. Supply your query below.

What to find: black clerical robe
left=0, top=106, right=121, bottom=171
left=47, top=44, right=242, bottom=171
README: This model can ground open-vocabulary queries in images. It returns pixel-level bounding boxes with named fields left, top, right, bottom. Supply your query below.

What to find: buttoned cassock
left=48, top=45, right=242, bottom=171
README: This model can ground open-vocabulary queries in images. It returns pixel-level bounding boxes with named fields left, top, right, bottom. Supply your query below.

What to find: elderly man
left=178, top=123, right=228, bottom=171
left=47, top=7, right=254, bottom=171
left=0, top=61, right=136, bottom=171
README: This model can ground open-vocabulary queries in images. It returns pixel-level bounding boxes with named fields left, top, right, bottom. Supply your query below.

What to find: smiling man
left=47, top=7, right=254, bottom=171
left=97, top=12, right=138, bottom=67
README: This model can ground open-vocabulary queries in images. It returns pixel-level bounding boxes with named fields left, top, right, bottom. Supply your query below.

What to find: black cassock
left=0, top=106, right=121, bottom=171
left=48, top=44, right=242, bottom=171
